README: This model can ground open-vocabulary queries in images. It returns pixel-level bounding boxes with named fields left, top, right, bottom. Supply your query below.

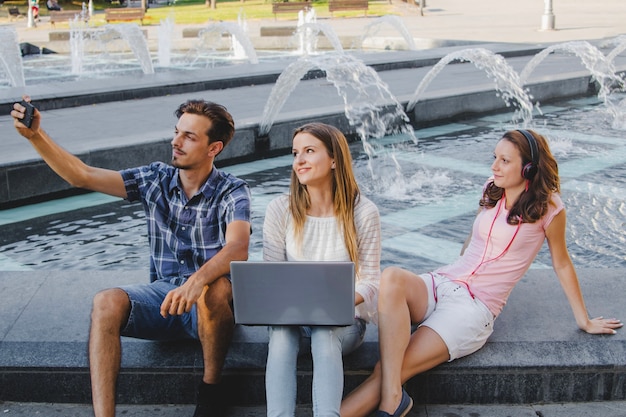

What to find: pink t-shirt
left=435, top=192, right=564, bottom=317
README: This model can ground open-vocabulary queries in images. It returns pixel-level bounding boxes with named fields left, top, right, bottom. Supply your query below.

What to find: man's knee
left=201, top=277, right=233, bottom=312
left=91, top=288, right=131, bottom=326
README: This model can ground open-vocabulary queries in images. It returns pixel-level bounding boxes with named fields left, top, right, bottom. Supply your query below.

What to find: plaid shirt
left=120, top=162, right=251, bottom=282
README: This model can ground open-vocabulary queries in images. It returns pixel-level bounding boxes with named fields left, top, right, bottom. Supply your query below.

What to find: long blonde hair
left=289, top=123, right=361, bottom=272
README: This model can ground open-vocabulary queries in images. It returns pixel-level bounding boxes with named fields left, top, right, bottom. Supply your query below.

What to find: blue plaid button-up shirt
left=120, top=162, right=251, bottom=283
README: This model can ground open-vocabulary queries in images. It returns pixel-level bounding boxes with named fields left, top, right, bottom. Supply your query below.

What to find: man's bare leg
left=193, top=277, right=235, bottom=417
left=197, top=276, right=234, bottom=384
left=89, top=288, right=131, bottom=417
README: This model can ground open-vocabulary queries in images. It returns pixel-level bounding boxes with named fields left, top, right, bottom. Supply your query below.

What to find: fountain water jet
left=111, top=24, right=155, bottom=75
left=519, top=41, right=623, bottom=101
left=231, top=9, right=250, bottom=60
left=406, top=48, right=534, bottom=124
left=296, top=8, right=318, bottom=55
left=192, top=21, right=259, bottom=65
left=520, top=40, right=626, bottom=129
left=69, top=18, right=87, bottom=75
left=358, top=15, right=417, bottom=51
left=157, top=16, right=175, bottom=67
left=70, top=22, right=155, bottom=75
left=259, top=53, right=416, bottom=190
left=0, top=26, right=26, bottom=87
left=604, top=35, right=626, bottom=67
left=295, top=23, right=344, bottom=55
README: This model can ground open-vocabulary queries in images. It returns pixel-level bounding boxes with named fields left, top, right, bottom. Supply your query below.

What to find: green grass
left=4, top=0, right=395, bottom=25
left=145, top=0, right=394, bottom=25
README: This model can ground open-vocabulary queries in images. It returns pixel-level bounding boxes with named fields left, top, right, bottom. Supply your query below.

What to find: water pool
left=1, top=96, right=624, bottom=272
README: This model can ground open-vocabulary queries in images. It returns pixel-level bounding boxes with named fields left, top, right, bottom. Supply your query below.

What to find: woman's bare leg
left=341, top=267, right=450, bottom=417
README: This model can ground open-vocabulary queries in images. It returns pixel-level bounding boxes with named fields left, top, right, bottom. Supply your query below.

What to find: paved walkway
left=6, top=0, right=626, bottom=47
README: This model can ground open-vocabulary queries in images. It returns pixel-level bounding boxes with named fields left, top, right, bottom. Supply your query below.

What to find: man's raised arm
left=11, top=98, right=127, bottom=199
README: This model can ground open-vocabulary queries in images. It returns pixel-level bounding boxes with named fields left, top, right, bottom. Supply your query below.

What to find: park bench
left=8, top=6, right=25, bottom=20
left=271, top=1, right=311, bottom=20
left=49, top=10, right=88, bottom=27
left=328, top=0, right=368, bottom=16
left=105, top=7, right=145, bottom=24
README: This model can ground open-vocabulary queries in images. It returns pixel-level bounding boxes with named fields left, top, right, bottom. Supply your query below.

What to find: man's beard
left=171, top=156, right=190, bottom=170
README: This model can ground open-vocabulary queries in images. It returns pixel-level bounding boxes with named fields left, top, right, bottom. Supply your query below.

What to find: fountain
left=258, top=53, right=418, bottom=190
left=190, top=21, right=259, bottom=65
left=69, top=22, right=155, bottom=75
left=157, top=15, right=175, bottom=67
left=358, top=15, right=417, bottom=51
left=233, top=9, right=249, bottom=60
left=69, top=18, right=87, bottom=75
left=259, top=53, right=414, bottom=142
left=405, top=48, right=535, bottom=124
left=296, top=8, right=318, bottom=55
left=0, top=26, right=26, bottom=88
left=519, top=40, right=623, bottom=101
left=295, top=23, right=345, bottom=55
left=519, top=40, right=626, bottom=129
left=603, top=34, right=626, bottom=67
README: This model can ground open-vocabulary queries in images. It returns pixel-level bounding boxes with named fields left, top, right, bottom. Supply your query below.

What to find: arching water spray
left=358, top=15, right=417, bottom=51
left=193, top=21, right=259, bottom=64
left=406, top=48, right=534, bottom=124
left=0, top=26, right=26, bottom=87
left=521, top=41, right=625, bottom=129
left=295, top=22, right=344, bottom=55
left=259, top=53, right=417, bottom=197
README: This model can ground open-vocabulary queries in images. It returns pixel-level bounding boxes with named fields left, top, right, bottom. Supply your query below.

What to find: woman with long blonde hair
left=263, top=122, right=381, bottom=417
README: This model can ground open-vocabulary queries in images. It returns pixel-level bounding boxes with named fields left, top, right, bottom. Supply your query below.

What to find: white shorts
left=417, top=272, right=495, bottom=361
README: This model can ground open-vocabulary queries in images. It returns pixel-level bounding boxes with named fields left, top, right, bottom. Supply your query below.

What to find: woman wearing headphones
left=340, top=129, right=623, bottom=417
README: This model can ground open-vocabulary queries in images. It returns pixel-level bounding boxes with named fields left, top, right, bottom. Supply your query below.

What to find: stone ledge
left=260, top=26, right=296, bottom=37
left=0, top=269, right=624, bottom=405
left=49, top=29, right=148, bottom=42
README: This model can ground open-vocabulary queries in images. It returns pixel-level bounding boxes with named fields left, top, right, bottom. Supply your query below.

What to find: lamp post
left=541, top=0, right=555, bottom=31
left=27, top=0, right=36, bottom=28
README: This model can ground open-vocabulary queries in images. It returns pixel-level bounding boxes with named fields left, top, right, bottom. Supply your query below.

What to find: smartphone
left=20, top=100, right=35, bottom=128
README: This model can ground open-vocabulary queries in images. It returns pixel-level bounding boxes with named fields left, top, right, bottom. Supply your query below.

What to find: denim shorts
left=418, top=273, right=495, bottom=361
left=118, top=278, right=199, bottom=341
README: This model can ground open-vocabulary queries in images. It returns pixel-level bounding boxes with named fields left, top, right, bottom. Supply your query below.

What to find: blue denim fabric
left=266, top=318, right=366, bottom=417
left=118, top=278, right=198, bottom=340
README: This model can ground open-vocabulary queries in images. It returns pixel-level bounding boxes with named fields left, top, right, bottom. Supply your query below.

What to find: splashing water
left=296, top=8, right=318, bottom=55
left=157, top=15, right=175, bottom=67
left=358, top=15, right=417, bottom=51
left=406, top=48, right=534, bottom=124
left=295, top=22, right=344, bottom=55
left=259, top=54, right=413, bottom=141
left=519, top=41, right=623, bottom=103
left=258, top=53, right=416, bottom=195
left=107, top=24, right=155, bottom=74
left=70, top=22, right=155, bottom=75
left=233, top=9, right=249, bottom=60
left=0, top=26, right=25, bottom=87
left=192, top=21, right=259, bottom=64
left=69, top=18, right=87, bottom=75
left=603, top=34, right=626, bottom=66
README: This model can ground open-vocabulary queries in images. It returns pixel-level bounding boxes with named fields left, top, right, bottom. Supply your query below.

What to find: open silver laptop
left=230, top=261, right=355, bottom=326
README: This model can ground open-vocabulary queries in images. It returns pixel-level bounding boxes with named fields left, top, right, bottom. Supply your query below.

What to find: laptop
left=230, top=261, right=355, bottom=326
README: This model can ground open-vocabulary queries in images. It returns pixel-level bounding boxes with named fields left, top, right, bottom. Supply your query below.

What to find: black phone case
left=20, top=101, right=35, bottom=128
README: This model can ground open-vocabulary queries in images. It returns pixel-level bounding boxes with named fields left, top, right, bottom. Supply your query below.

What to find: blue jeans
left=265, top=318, right=366, bottom=417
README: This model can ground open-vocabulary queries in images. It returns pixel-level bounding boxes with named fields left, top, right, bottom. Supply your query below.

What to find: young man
left=11, top=98, right=252, bottom=417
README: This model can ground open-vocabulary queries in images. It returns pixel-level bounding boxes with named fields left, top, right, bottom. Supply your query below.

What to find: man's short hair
left=175, top=100, right=235, bottom=147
